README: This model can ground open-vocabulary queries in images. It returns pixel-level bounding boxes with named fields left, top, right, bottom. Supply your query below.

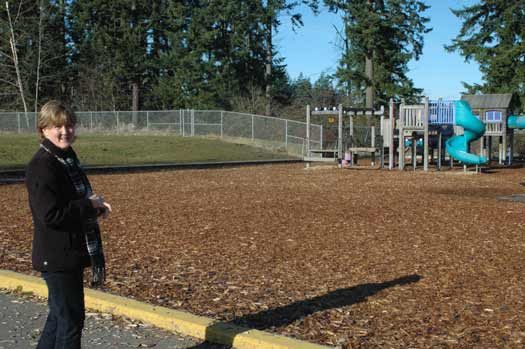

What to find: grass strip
left=0, top=134, right=296, bottom=169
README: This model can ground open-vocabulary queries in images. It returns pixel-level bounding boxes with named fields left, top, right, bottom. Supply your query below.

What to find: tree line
left=0, top=0, right=523, bottom=118
left=446, top=0, right=525, bottom=109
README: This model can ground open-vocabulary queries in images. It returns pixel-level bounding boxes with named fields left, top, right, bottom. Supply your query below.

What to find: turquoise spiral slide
left=445, top=100, right=488, bottom=165
left=508, top=115, right=525, bottom=129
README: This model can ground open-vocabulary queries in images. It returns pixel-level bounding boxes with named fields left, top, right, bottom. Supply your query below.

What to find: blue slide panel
left=445, top=100, right=488, bottom=165
left=508, top=115, right=525, bottom=129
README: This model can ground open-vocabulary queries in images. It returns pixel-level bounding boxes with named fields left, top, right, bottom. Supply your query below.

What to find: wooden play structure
left=390, top=97, right=457, bottom=171
left=461, top=93, right=519, bottom=164
left=304, top=93, right=523, bottom=171
left=305, top=99, right=453, bottom=170
left=390, top=93, right=522, bottom=170
left=305, top=104, right=386, bottom=167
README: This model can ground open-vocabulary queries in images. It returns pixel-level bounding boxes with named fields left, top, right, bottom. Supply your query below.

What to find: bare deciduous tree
left=34, top=0, right=44, bottom=113
left=5, top=0, right=28, bottom=114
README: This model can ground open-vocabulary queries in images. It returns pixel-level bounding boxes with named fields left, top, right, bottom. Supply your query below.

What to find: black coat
left=26, top=139, right=96, bottom=272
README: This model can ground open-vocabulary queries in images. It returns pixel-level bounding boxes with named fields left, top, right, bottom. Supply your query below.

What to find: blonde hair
left=37, top=100, right=77, bottom=139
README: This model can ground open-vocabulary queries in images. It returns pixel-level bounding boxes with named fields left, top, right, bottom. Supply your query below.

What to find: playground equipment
left=395, top=97, right=429, bottom=170
left=305, top=104, right=386, bottom=167
left=508, top=115, right=525, bottom=129
left=304, top=105, right=342, bottom=162
left=304, top=93, right=525, bottom=171
left=445, top=100, right=488, bottom=165
left=461, top=93, right=524, bottom=165
left=388, top=94, right=525, bottom=170
left=304, top=99, right=453, bottom=170
left=390, top=97, right=456, bottom=171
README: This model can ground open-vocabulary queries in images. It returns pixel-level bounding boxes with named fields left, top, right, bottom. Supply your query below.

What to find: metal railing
left=0, top=110, right=322, bottom=157
left=429, top=100, right=455, bottom=125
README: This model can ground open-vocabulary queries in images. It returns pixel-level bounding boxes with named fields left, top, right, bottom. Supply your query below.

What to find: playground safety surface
left=1, top=163, right=525, bottom=348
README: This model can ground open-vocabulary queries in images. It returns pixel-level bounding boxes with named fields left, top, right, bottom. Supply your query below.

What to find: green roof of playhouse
left=461, top=93, right=514, bottom=109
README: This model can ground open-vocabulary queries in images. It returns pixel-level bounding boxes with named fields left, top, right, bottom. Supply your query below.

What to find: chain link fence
left=345, top=125, right=384, bottom=149
left=0, top=110, right=322, bottom=157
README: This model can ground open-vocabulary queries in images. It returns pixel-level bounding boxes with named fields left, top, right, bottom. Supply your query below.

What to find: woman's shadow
left=188, top=274, right=421, bottom=348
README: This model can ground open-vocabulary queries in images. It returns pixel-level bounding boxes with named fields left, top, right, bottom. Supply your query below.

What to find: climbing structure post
left=388, top=99, right=395, bottom=170
left=423, top=97, right=429, bottom=171
left=398, top=99, right=405, bottom=170
left=338, top=104, right=343, bottom=160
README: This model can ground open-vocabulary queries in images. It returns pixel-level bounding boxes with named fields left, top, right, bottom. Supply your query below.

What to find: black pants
left=37, top=270, right=85, bottom=349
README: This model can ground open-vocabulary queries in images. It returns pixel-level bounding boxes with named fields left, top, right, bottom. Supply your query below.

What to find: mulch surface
left=2, top=163, right=525, bottom=348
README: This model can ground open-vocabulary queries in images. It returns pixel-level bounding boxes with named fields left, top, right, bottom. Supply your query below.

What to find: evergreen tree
left=291, top=73, right=313, bottom=105
left=151, top=1, right=222, bottom=109
left=206, top=0, right=268, bottom=107
left=275, top=73, right=345, bottom=120
left=69, top=0, right=153, bottom=111
left=261, top=0, right=319, bottom=115
left=324, top=0, right=431, bottom=106
left=312, top=73, right=338, bottom=108
left=0, top=0, right=322, bottom=114
left=152, top=0, right=300, bottom=111
left=446, top=1, right=525, bottom=108
left=38, top=0, right=71, bottom=106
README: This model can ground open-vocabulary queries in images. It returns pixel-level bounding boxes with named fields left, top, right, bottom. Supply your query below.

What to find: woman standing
left=26, top=100, right=111, bottom=348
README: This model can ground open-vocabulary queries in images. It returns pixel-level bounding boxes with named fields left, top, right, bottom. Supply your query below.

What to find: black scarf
left=40, top=139, right=106, bottom=287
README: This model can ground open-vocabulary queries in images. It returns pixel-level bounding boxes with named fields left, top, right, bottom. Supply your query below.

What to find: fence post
left=320, top=125, right=323, bottom=151
left=182, top=109, right=185, bottom=136
left=251, top=114, right=254, bottom=141
left=146, top=111, right=150, bottom=130
left=116, top=111, right=120, bottom=134
left=17, top=112, right=20, bottom=133
left=179, top=109, right=183, bottom=136
left=220, top=111, right=224, bottom=138
left=285, top=119, right=288, bottom=149
left=306, top=105, right=310, bottom=157
left=191, top=109, right=195, bottom=136
left=90, top=112, right=93, bottom=131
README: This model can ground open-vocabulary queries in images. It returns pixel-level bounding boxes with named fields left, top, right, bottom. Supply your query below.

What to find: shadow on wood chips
left=188, top=275, right=421, bottom=348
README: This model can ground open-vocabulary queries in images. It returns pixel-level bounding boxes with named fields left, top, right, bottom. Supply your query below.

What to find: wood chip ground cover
left=1, top=164, right=525, bottom=348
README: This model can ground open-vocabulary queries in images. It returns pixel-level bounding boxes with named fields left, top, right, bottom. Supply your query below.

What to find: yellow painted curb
left=0, top=270, right=331, bottom=349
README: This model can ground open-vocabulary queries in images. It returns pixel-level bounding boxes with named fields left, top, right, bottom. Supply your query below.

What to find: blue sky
left=275, top=0, right=482, bottom=100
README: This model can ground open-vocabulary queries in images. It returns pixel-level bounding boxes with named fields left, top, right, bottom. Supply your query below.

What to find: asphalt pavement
left=0, top=289, right=228, bottom=349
